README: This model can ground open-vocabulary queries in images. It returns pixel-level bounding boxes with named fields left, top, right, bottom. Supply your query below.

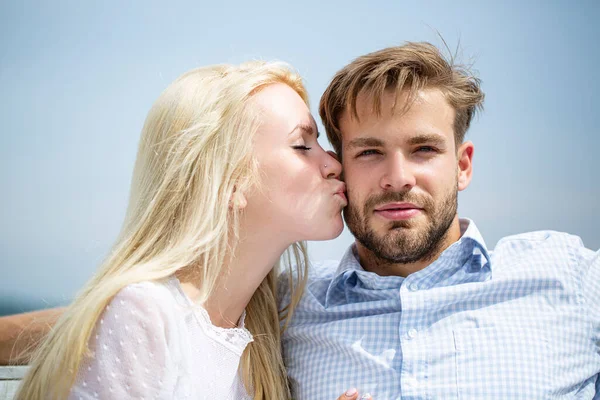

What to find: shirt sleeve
left=69, top=284, right=176, bottom=399
left=581, top=248, right=600, bottom=349
left=580, top=245, right=600, bottom=399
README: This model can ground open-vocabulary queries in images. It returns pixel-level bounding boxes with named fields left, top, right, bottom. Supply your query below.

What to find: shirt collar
left=325, top=218, right=491, bottom=306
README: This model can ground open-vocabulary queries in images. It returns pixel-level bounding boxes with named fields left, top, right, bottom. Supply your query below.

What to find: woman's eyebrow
left=289, top=123, right=319, bottom=138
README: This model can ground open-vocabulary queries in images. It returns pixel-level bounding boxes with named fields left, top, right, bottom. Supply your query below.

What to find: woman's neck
left=179, top=226, right=290, bottom=329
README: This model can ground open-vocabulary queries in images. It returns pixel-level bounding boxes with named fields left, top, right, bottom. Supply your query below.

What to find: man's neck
left=356, top=217, right=463, bottom=277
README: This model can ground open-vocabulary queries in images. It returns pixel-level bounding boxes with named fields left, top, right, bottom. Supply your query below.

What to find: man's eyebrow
left=345, top=137, right=385, bottom=150
left=289, top=123, right=320, bottom=138
left=407, top=133, right=447, bottom=146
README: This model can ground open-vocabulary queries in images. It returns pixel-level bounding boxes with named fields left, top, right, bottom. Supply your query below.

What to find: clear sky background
left=1, top=0, right=598, bottom=315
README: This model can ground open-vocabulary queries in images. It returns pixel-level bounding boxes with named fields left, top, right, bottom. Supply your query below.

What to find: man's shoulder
left=494, top=229, right=586, bottom=250
left=491, top=229, right=595, bottom=273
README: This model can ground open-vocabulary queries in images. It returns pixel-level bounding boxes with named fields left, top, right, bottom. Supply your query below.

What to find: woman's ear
left=229, top=186, right=247, bottom=210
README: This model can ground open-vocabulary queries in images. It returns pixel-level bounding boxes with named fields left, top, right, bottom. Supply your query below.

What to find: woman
left=14, top=62, right=367, bottom=399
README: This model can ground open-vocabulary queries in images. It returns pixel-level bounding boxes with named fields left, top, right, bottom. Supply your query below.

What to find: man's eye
left=416, top=146, right=436, bottom=153
left=356, top=149, right=380, bottom=157
left=292, top=145, right=312, bottom=151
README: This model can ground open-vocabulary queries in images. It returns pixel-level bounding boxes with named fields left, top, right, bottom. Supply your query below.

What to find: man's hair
left=319, top=41, right=485, bottom=156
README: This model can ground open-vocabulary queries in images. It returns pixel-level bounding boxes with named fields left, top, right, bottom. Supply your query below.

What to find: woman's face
left=247, top=83, right=346, bottom=242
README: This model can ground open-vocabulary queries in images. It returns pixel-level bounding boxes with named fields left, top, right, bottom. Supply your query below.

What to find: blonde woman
left=14, top=62, right=366, bottom=400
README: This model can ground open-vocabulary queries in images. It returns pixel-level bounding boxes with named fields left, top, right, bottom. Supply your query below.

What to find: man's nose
left=379, top=152, right=416, bottom=191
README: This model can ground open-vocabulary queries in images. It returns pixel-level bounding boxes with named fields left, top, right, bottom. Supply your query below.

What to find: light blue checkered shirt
left=280, top=219, right=600, bottom=399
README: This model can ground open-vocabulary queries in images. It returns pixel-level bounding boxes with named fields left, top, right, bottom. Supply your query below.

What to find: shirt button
left=408, top=283, right=419, bottom=291
left=407, top=329, right=418, bottom=339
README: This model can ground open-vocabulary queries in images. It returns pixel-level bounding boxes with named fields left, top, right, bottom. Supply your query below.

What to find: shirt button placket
left=399, top=280, right=424, bottom=399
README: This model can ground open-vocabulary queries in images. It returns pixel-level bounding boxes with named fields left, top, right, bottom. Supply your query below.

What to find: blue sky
left=1, top=0, right=598, bottom=314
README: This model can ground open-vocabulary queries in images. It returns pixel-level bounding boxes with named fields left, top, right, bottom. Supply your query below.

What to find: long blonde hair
left=16, top=61, right=310, bottom=400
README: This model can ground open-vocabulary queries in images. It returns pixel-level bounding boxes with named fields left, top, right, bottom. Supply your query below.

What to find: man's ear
left=229, top=186, right=247, bottom=210
left=457, top=141, right=474, bottom=191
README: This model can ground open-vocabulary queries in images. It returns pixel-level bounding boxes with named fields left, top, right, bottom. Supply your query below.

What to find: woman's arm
left=0, top=308, right=64, bottom=365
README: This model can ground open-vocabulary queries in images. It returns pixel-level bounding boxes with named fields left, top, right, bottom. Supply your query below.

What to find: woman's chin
left=309, top=218, right=345, bottom=241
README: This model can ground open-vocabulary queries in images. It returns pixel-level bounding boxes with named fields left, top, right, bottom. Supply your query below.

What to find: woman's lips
left=335, top=191, right=347, bottom=203
left=333, top=182, right=347, bottom=204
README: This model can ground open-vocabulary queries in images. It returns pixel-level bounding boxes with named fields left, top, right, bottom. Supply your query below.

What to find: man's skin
left=0, top=308, right=63, bottom=364
left=340, top=87, right=472, bottom=277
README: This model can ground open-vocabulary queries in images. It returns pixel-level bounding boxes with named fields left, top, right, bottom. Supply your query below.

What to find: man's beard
left=344, top=185, right=458, bottom=265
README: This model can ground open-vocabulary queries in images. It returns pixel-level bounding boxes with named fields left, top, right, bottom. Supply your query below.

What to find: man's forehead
left=338, top=88, right=455, bottom=147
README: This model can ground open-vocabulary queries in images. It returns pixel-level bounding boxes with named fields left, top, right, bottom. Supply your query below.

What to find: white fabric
left=69, top=277, right=253, bottom=400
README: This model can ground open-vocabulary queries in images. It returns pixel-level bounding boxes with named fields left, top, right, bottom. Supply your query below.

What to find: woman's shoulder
left=71, top=279, right=184, bottom=398
left=115, top=279, right=177, bottom=304
left=102, top=278, right=183, bottom=330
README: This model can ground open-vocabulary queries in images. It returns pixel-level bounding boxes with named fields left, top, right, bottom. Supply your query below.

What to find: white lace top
left=69, top=277, right=253, bottom=399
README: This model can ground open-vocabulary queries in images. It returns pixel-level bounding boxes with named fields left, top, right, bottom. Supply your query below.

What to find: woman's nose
left=323, top=150, right=342, bottom=179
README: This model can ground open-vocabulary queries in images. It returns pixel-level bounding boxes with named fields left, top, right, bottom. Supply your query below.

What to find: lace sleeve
left=69, top=284, right=176, bottom=399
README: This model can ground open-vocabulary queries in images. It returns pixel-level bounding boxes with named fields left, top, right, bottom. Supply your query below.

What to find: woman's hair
left=16, top=61, right=310, bottom=400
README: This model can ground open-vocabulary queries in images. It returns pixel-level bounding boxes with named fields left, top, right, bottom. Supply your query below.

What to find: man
left=279, top=42, right=599, bottom=399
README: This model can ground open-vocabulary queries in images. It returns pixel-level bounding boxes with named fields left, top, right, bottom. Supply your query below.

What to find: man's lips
left=374, top=202, right=422, bottom=220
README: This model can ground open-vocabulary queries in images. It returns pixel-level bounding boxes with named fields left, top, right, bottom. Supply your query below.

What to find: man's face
left=339, top=88, right=472, bottom=265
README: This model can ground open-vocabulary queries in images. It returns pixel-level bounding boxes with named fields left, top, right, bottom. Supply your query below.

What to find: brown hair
left=319, top=41, right=485, bottom=156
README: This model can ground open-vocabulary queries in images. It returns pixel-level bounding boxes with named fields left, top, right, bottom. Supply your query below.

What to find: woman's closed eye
left=292, top=145, right=312, bottom=151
